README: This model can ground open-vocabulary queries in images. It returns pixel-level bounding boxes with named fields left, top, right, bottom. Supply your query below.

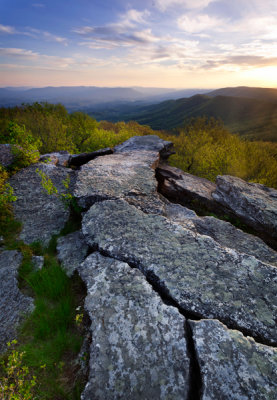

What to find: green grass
left=0, top=204, right=87, bottom=399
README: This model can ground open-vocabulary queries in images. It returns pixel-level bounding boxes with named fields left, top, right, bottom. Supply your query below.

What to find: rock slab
left=190, top=319, right=277, bottom=400
left=9, top=163, right=74, bottom=246
left=79, top=252, right=190, bottom=400
left=213, top=175, right=277, bottom=240
left=0, top=251, right=34, bottom=353
left=82, top=199, right=277, bottom=345
left=0, top=144, right=14, bottom=167
left=57, top=230, right=89, bottom=276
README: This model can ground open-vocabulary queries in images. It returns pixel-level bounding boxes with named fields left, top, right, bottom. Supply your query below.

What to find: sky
left=0, top=0, right=277, bottom=88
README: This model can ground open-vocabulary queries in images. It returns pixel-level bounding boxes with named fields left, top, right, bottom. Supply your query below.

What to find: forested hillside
left=102, top=94, right=277, bottom=142
left=0, top=103, right=276, bottom=192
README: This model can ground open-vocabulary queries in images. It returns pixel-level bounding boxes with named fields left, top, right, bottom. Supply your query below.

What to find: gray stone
left=156, top=165, right=217, bottom=211
left=82, top=199, right=277, bottom=345
left=32, top=255, right=44, bottom=271
left=79, top=252, right=190, bottom=400
left=0, top=143, right=14, bottom=167
left=69, top=148, right=113, bottom=167
left=57, top=231, right=89, bottom=276
left=190, top=319, right=277, bottom=400
left=39, top=151, right=71, bottom=166
left=213, top=175, right=277, bottom=240
left=0, top=251, right=34, bottom=354
left=74, top=150, right=166, bottom=214
left=9, top=163, right=75, bottom=246
left=114, top=135, right=174, bottom=159
left=164, top=203, right=277, bottom=266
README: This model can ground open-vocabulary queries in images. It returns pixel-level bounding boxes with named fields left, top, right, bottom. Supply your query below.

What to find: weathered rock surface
left=0, top=143, right=14, bottom=167
left=69, top=147, right=113, bottom=167
left=39, top=151, right=71, bottom=166
left=82, top=199, right=277, bottom=345
left=164, top=203, right=277, bottom=266
left=57, top=231, right=89, bottom=276
left=79, top=252, right=190, bottom=400
left=190, top=319, right=277, bottom=400
left=0, top=251, right=34, bottom=353
left=157, top=164, right=217, bottom=211
left=114, top=135, right=174, bottom=159
left=74, top=149, right=166, bottom=213
left=213, top=175, right=277, bottom=240
left=9, top=163, right=75, bottom=246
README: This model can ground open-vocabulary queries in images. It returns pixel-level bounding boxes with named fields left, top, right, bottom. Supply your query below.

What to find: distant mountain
left=0, top=86, right=208, bottom=110
left=88, top=94, right=277, bottom=142
left=207, top=86, right=277, bottom=104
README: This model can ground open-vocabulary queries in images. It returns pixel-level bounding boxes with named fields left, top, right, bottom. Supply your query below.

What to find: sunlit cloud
left=202, top=56, right=277, bottom=70
left=178, top=14, right=224, bottom=33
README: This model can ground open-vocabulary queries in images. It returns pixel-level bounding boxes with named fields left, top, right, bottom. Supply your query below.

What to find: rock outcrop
left=9, top=162, right=75, bottom=246
left=213, top=175, right=277, bottom=240
left=190, top=319, right=277, bottom=400
left=79, top=252, right=191, bottom=400
left=0, top=143, right=14, bottom=167
left=2, top=135, right=277, bottom=399
left=39, top=150, right=71, bottom=166
left=0, top=251, right=34, bottom=353
left=69, top=148, right=113, bottom=167
left=57, top=231, right=89, bottom=277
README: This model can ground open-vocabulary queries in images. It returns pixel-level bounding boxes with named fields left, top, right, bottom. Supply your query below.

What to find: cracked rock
left=212, top=175, right=277, bottom=240
left=57, top=230, right=89, bottom=277
left=9, top=163, right=75, bottom=246
left=78, top=252, right=190, bottom=400
left=82, top=199, right=277, bottom=345
left=0, top=251, right=34, bottom=353
left=189, top=319, right=277, bottom=400
left=74, top=149, right=166, bottom=214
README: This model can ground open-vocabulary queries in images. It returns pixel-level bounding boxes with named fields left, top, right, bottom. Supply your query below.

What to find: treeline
left=160, top=118, right=277, bottom=189
left=0, top=103, right=155, bottom=154
left=0, top=103, right=276, bottom=191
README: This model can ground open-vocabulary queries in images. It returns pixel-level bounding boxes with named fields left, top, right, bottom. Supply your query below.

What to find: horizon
left=0, top=1, right=277, bottom=88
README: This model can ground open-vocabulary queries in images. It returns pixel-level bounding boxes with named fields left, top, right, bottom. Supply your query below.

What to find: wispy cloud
left=202, top=55, right=277, bottom=70
left=0, top=24, right=17, bottom=34
left=155, top=0, right=215, bottom=12
left=0, top=48, right=73, bottom=69
left=178, top=14, right=224, bottom=33
left=26, top=28, right=68, bottom=45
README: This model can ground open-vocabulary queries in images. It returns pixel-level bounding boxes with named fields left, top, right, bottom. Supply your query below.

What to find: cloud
left=26, top=28, right=68, bottom=45
left=155, top=0, right=215, bottom=12
left=178, top=14, right=224, bottom=33
left=202, top=55, right=277, bottom=70
left=0, top=47, right=73, bottom=69
left=0, top=24, right=17, bottom=34
left=73, top=9, right=157, bottom=49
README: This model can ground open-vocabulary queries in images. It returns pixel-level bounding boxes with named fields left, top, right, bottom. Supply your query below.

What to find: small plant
left=0, top=340, right=37, bottom=400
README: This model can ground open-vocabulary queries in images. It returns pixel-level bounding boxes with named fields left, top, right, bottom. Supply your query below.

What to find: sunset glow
left=0, top=0, right=276, bottom=88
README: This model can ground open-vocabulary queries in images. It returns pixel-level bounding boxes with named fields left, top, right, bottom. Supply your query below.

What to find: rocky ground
left=1, top=135, right=277, bottom=399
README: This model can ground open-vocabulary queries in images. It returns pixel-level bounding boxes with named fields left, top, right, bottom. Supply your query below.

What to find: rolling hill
left=87, top=94, right=277, bottom=142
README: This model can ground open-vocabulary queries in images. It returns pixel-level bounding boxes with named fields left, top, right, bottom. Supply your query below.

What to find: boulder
left=212, top=175, right=277, bottom=240
left=57, top=231, right=89, bottom=276
left=0, top=251, right=34, bottom=353
left=156, top=165, right=217, bottom=212
left=190, top=319, right=277, bottom=400
left=82, top=199, right=277, bottom=345
left=69, top=148, right=113, bottom=167
left=0, top=143, right=14, bottom=167
left=74, top=150, right=166, bottom=214
left=79, top=252, right=190, bottom=400
left=9, top=163, right=75, bottom=246
left=114, top=135, right=174, bottom=159
left=39, top=151, right=71, bottom=166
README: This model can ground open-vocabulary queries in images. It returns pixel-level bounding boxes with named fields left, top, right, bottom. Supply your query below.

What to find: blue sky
left=0, top=0, right=276, bottom=88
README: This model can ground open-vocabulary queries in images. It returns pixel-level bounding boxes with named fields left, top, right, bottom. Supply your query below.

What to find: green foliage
left=0, top=340, right=37, bottom=400
left=0, top=165, right=16, bottom=212
left=161, top=117, right=277, bottom=188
